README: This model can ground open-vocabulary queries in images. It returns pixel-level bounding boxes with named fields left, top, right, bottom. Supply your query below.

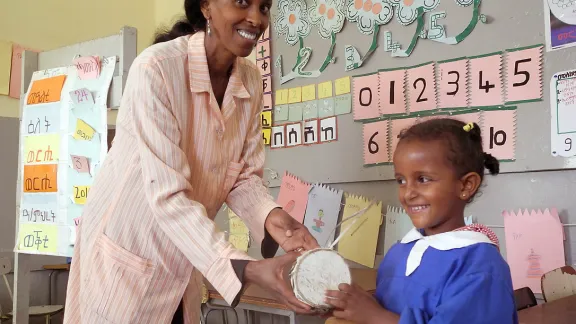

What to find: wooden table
left=517, top=294, right=576, bottom=324
left=205, top=268, right=377, bottom=324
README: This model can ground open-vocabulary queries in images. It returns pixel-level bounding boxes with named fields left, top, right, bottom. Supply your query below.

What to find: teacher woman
left=63, top=0, right=320, bottom=323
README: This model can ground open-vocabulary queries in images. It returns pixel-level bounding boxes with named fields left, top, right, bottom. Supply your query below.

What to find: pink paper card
left=10, top=44, right=39, bottom=99
left=71, top=155, right=90, bottom=174
left=379, top=69, right=407, bottom=116
left=262, top=75, right=272, bottom=94
left=352, top=73, right=380, bottom=121
left=263, top=92, right=273, bottom=110
left=73, top=56, right=100, bottom=80
left=276, top=172, right=311, bottom=223
left=503, top=208, right=566, bottom=293
left=407, top=62, right=437, bottom=113
left=505, top=46, right=543, bottom=104
left=256, top=40, right=271, bottom=60
left=450, top=111, right=481, bottom=125
left=257, top=57, right=272, bottom=76
left=438, top=59, right=469, bottom=109
left=481, top=108, right=516, bottom=160
left=469, top=53, right=503, bottom=107
left=363, top=120, right=389, bottom=165
left=259, top=26, right=270, bottom=42
left=390, top=118, right=418, bottom=161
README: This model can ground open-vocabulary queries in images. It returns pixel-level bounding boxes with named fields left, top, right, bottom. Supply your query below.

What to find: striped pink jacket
left=63, top=31, right=280, bottom=324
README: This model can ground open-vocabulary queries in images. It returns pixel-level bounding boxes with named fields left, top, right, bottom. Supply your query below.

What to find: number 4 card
left=505, top=45, right=543, bottom=104
left=481, top=107, right=516, bottom=161
left=469, top=53, right=504, bottom=107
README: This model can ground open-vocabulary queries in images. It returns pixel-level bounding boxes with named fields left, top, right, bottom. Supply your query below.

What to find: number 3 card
left=469, top=53, right=504, bottom=107
left=505, top=45, right=543, bottom=104
left=438, top=58, right=469, bottom=109
left=407, top=62, right=437, bottom=114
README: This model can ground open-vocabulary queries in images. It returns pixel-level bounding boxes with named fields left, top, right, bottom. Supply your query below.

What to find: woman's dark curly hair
left=153, top=0, right=207, bottom=44
left=397, top=118, right=499, bottom=184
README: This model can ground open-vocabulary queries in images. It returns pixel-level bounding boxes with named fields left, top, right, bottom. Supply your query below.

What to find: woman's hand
left=265, top=208, right=320, bottom=252
left=325, top=283, right=398, bottom=324
left=244, top=252, right=314, bottom=314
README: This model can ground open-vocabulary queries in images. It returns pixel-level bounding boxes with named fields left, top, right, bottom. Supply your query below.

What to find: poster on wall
left=15, top=56, right=115, bottom=257
left=550, top=68, right=576, bottom=157
left=544, top=0, right=576, bottom=51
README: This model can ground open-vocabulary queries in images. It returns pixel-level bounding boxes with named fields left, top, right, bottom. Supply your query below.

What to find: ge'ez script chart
left=550, top=69, right=576, bottom=157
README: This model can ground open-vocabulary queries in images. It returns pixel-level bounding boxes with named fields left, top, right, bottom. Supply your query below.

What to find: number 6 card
left=469, top=53, right=504, bottom=107
left=438, top=58, right=469, bottom=109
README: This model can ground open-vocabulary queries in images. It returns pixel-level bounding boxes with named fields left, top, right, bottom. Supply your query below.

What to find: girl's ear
left=459, top=172, right=481, bottom=201
left=201, top=0, right=211, bottom=20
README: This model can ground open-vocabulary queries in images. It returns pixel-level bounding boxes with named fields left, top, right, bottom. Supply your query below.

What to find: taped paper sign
left=276, top=89, right=289, bottom=105
left=262, top=75, right=272, bottom=94
left=438, top=58, right=469, bottom=109
left=17, top=223, right=58, bottom=254
left=271, top=125, right=286, bottom=148
left=289, top=103, right=304, bottom=121
left=320, top=117, right=338, bottom=142
left=23, top=164, right=58, bottom=192
left=70, top=88, right=95, bottom=108
left=26, top=75, right=67, bottom=105
left=481, top=107, right=516, bottom=161
left=274, top=105, right=289, bottom=122
left=286, top=123, right=303, bottom=147
left=71, top=155, right=90, bottom=174
left=318, top=97, right=335, bottom=118
left=262, top=128, right=271, bottom=145
left=303, top=184, right=343, bottom=246
left=337, top=195, right=382, bottom=268
left=390, top=118, right=417, bottom=161
left=228, top=208, right=249, bottom=234
left=379, top=69, right=407, bottom=116
left=363, top=120, right=389, bottom=165
left=276, top=172, right=311, bottom=223
left=469, top=53, right=504, bottom=107
left=24, top=134, right=60, bottom=163
left=73, top=56, right=101, bottom=80
left=20, top=198, right=58, bottom=223
left=383, top=206, right=414, bottom=254
left=73, top=119, right=96, bottom=141
left=261, top=110, right=272, bottom=127
left=22, top=103, right=61, bottom=135
left=318, top=81, right=333, bottom=99
left=505, top=45, right=543, bottom=104
left=503, top=208, right=566, bottom=293
left=288, top=87, right=302, bottom=104
left=334, top=94, right=352, bottom=115
left=73, top=185, right=90, bottom=205
left=352, top=73, right=380, bottom=121
left=257, top=57, right=272, bottom=76
left=256, top=41, right=271, bottom=60
left=550, top=69, right=576, bottom=157
left=302, top=84, right=316, bottom=101
left=334, top=76, right=351, bottom=95
left=10, top=44, right=40, bottom=99
left=303, top=100, right=319, bottom=120
left=303, top=119, right=320, bottom=144
left=263, top=93, right=273, bottom=110
left=407, top=62, right=437, bottom=114
left=229, top=234, right=249, bottom=252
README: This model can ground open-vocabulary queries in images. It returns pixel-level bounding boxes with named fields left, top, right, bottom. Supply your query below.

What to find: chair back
left=541, top=265, right=576, bottom=302
left=513, top=287, right=537, bottom=310
left=0, top=258, right=10, bottom=276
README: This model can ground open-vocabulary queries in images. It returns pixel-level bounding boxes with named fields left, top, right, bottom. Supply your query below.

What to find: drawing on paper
left=526, top=249, right=544, bottom=279
left=312, top=209, right=325, bottom=232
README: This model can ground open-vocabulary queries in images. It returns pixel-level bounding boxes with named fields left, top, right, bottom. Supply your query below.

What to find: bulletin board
left=264, top=0, right=576, bottom=187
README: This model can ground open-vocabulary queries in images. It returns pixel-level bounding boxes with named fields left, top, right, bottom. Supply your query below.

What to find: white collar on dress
left=400, top=228, right=496, bottom=276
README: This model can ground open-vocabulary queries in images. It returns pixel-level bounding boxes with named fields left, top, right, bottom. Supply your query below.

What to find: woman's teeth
left=238, top=30, right=257, bottom=40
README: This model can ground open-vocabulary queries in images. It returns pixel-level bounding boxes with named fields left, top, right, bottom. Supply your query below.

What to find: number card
left=550, top=70, right=576, bottom=157
left=438, top=58, right=469, bottom=109
left=481, top=107, right=516, bottom=161
left=318, top=97, right=335, bottom=118
left=73, top=185, right=90, bottom=205
left=352, top=73, right=380, bottom=121
left=256, top=41, right=271, bottom=60
left=288, top=103, right=304, bottom=122
left=505, top=45, right=543, bottom=104
left=286, top=123, right=302, bottom=147
left=257, top=57, right=271, bottom=76
left=334, top=76, right=351, bottom=96
left=407, top=62, right=437, bottom=113
left=389, top=118, right=417, bottom=161
left=363, top=120, right=389, bottom=165
left=303, top=100, right=319, bottom=120
left=303, top=119, right=320, bottom=145
left=288, top=87, right=302, bottom=104
left=319, top=117, right=338, bottom=143
left=318, top=81, right=333, bottom=99
left=379, top=69, right=407, bottom=116
left=275, top=89, right=289, bottom=105
left=271, top=125, right=286, bottom=148
left=302, top=84, right=316, bottom=101
left=274, top=105, right=289, bottom=122
left=469, top=53, right=504, bottom=107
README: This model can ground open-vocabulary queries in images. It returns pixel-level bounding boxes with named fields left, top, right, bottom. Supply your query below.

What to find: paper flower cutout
left=455, top=0, right=474, bottom=6
left=308, top=0, right=346, bottom=39
left=274, top=0, right=312, bottom=46
left=389, top=0, right=440, bottom=25
left=346, top=0, right=394, bottom=35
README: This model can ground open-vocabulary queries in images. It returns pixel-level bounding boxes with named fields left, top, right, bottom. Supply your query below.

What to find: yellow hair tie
left=463, top=123, right=474, bottom=132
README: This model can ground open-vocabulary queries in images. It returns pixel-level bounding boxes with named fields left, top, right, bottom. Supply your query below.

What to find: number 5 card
left=469, top=53, right=504, bottom=107
left=505, top=45, right=543, bottom=104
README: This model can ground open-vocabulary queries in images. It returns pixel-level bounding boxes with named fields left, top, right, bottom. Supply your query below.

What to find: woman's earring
left=207, top=19, right=211, bottom=36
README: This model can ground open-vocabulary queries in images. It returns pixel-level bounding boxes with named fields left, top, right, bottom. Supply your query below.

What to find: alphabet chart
left=15, top=56, right=116, bottom=257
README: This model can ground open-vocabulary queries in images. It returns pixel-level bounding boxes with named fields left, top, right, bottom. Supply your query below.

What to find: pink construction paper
left=262, top=75, right=272, bottom=94
left=469, top=54, right=503, bottom=107
left=256, top=40, right=271, bottom=60
left=276, top=171, right=310, bottom=223
left=505, top=46, right=543, bottom=103
left=407, top=63, right=437, bottom=113
left=263, top=92, right=273, bottom=110
left=390, top=118, right=418, bottom=161
left=9, top=44, right=39, bottom=99
left=450, top=112, right=481, bottom=125
left=73, top=56, right=100, bottom=80
left=352, top=73, right=380, bottom=121
left=481, top=109, right=516, bottom=160
left=379, top=69, right=407, bottom=116
left=438, top=59, right=469, bottom=108
left=257, top=57, right=271, bottom=76
left=503, top=208, right=566, bottom=293
left=363, top=120, right=389, bottom=165
left=71, top=155, right=90, bottom=174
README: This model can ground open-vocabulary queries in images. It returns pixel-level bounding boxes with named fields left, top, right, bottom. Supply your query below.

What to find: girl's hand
left=265, top=208, right=320, bottom=252
left=326, top=283, right=394, bottom=324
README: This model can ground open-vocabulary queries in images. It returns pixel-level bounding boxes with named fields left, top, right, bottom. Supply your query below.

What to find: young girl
left=325, top=118, right=518, bottom=324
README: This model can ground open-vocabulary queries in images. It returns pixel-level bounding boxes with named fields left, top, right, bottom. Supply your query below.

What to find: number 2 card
left=407, top=62, right=437, bottom=114
left=469, top=53, right=504, bottom=107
